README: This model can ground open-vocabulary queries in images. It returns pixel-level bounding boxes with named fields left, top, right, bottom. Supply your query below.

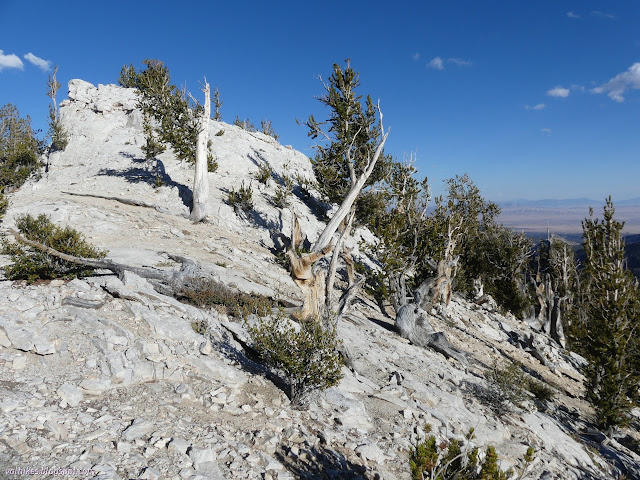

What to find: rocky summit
left=0, top=81, right=639, bottom=480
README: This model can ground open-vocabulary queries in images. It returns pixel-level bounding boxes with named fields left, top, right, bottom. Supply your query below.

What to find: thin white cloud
left=541, top=128, right=552, bottom=135
left=24, top=52, right=51, bottom=71
left=427, top=56, right=444, bottom=70
left=547, top=86, right=570, bottom=98
left=591, top=10, right=616, bottom=19
left=591, top=62, right=640, bottom=102
left=412, top=52, right=421, bottom=61
left=525, top=103, right=546, bottom=110
left=0, top=50, right=24, bottom=71
left=566, top=11, right=581, bottom=19
left=447, top=58, right=472, bottom=67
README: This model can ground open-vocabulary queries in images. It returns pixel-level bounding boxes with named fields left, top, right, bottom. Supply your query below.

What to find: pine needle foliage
left=409, top=425, right=514, bottom=480
left=485, top=360, right=528, bottom=413
left=305, top=59, right=392, bottom=221
left=227, top=181, right=254, bottom=213
left=1, top=214, right=107, bottom=282
left=248, top=312, right=343, bottom=407
left=0, top=104, right=41, bottom=192
left=212, top=87, right=222, bottom=121
left=572, top=197, right=640, bottom=429
left=118, top=60, right=202, bottom=164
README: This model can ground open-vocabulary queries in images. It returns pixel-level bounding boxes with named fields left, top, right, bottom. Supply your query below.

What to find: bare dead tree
left=189, top=81, right=210, bottom=223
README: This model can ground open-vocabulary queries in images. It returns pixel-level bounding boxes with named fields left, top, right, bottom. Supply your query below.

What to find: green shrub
left=485, top=360, right=528, bottom=413
left=248, top=312, right=343, bottom=407
left=0, top=187, right=8, bottom=220
left=272, top=184, right=291, bottom=208
left=1, top=104, right=42, bottom=191
left=206, top=140, right=218, bottom=172
left=191, top=320, right=207, bottom=335
left=527, top=378, right=555, bottom=403
left=177, top=276, right=272, bottom=318
left=410, top=425, right=516, bottom=480
left=207, top=153, right=218, bottom=172
left=215, top=129, right=225, bottom=137
left=1, top=214, right=107, bottom=282
left=255, top=163, right=273, bottom=184
left=228, top=181, right=254, bottom=213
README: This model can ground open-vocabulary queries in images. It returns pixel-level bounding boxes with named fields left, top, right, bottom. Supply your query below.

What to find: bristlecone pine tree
left=118, top=60, right=201, bottom=164
left=576, top=197, right=640, bottom=429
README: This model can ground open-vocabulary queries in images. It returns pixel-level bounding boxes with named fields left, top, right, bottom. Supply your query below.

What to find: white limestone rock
left=56, top=383, right=84, bottom=407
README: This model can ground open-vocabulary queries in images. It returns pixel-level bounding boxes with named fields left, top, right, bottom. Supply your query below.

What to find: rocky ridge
left=0, top=80, right=639, bottom=479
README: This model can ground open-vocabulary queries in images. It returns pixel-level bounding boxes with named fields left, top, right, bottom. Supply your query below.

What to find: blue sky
left=1, top=0, right=639, bottom=201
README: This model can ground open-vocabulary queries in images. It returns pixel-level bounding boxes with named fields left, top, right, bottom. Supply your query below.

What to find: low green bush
left=1, top=214, right=107, bottom=282
left=527, top=378, right=555, bottom=403
left=248, top=313, right=343, bottom=407
left=0, top=187, right=8, bottom=220
left=255, top=163, right=273, bottom=184
left=228, top=181, right=254, bottom=213
left=485, top=360, right=528, bottom=413
left=410, top=425, right=532, bottom=480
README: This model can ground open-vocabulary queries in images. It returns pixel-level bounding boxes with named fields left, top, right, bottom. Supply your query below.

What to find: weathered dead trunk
left=414, top=219, right=461, bottom=316
left=395, top=302, right=467, bottom=365
left=189, top=81, right=210, bottom=223
left=286, top=212, right=333, bottom=321
left=533, top=272, right=567, bottom=348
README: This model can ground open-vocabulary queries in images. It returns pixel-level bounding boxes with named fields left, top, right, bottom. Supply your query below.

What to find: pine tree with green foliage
left=118, top=59, right=202, bottom=164
left=575, top=197, right=640, bottom=429
left=0, top=104, right=41, bottom=191
left=305, top=59, right=392, bottom=223
left=362, top=156, right=431, bottom=313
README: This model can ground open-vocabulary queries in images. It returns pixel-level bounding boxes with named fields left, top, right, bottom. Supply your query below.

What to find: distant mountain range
left=496, top=198, right=640, bottom=235
left=498, top=197, right=640, bottom=208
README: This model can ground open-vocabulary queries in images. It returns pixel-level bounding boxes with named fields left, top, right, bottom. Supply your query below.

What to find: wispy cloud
left=541, top=128, right=552, bottom=135
left=591, top=10, right=616, bottom=19
left=525, top=103, right=546, bottom=110
left=547, top=86, right=570, bottom=98
left=412, top=52, right=421, bottom=61
left=0, top=50, right=24, bottom=71
left=566, top=11, right=581, bottom=19
left=447, top=58, right=472, bottom=67
left=24, top=52, right=51, bottom=71
left=426, top=56, right=472, bottom=70
left=427, top=56, right=444, bottom=70
left=591, top=62, right=640, bottom=102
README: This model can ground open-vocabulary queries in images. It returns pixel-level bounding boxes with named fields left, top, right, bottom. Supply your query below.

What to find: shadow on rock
left=276, top=444, right=367, bottom=480
left=97, top=159, right=192, bottom=209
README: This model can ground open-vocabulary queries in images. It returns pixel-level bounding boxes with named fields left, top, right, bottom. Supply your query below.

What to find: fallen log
left=2, top=228, right=197, bottom=290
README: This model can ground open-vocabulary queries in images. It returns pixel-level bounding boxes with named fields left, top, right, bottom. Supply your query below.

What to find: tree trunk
left=189, top=82, right=210, bottom=222
left=325, top=209, right=355, bottom=313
